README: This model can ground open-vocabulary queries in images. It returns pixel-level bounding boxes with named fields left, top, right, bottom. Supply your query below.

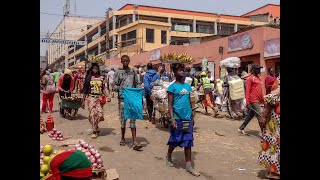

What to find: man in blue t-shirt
left=143, top=63, right=160, bottom=124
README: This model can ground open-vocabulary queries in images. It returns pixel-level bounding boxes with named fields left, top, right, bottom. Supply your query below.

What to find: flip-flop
left=133, top=144, right=142, bottom=150
left=120, top=140, right=126, bottom=146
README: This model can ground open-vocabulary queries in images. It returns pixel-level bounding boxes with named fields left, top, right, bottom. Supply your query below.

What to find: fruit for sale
left=40, top=164, right=49, bottom=174
left=43, top=156, right=51, bottom=165
left=43, top=145, right=53, bottom=156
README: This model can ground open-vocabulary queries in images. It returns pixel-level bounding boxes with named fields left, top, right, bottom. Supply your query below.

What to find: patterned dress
left=258, top=76, right=280, bottom=175
left=87, top=76, right=105, bottom=131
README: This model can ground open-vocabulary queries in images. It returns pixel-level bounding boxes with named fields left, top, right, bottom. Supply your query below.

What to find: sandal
left=186, top=167, right=201, bottom=177
left=91, top=133, right=97, bottom=139
left=133, top=144, right=142, bottom=150
left=120, top=140, right=126, bottom=146
left=265, top=172, right=280, bottom=179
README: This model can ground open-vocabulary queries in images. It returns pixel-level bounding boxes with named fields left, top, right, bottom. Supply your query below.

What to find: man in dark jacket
left=143, top=63, right=160, bottom=124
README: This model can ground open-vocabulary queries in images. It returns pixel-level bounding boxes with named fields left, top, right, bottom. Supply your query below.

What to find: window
left=127, top=30, right=136, bottom=40
left=121, top=33, right=127, bottom=47
left=146, top=28, right=154, bottom=43
left=121, top=30, right=136, bottom=47
left=161, top=31, right=167, bottom=44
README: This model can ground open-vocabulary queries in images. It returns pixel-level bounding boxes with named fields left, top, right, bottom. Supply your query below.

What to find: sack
left=99, top=96, right=106, bottom=105
left=181, top=120, right=191, bottom=133
left=228, top=78, right=245, bottom=100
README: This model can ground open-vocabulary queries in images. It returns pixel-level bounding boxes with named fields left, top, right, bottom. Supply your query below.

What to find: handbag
left=181, top=120, right=191, bottom=133
left=99, top=95, right=106, bottom=105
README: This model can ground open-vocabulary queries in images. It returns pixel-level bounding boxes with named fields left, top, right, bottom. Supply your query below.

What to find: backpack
left=44, top=75, right=56, bottom=94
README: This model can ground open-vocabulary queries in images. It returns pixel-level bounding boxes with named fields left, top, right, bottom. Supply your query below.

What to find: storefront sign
left=150, top=49, right=161, bottom=61
left=40, top=38, right=86, bottom=45
left=228, top=32, right=253, bottom=52
left=174, top=25, right=191, bottom=32
left=201, top=58, right=208, bottom=71
left=207, top=62, right=215, bottom=80
left=264, top=38, right=280, bottom=58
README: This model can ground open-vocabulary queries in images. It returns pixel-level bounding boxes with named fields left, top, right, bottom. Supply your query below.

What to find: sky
left=40, top=0, right=280, bottom=56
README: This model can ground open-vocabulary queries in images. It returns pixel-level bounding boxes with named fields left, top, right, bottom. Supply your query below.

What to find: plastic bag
left=214, top=96, right=222, bottom=105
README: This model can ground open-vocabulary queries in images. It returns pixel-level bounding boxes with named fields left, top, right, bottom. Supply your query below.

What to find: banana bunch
left=88, top=55, right=105, bottom=64
left=160, top=53, right=194, bottom=63
left=61, top=96, right=83, bottom=102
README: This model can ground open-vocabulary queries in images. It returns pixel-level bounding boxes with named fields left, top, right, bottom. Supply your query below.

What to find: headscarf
left=45, top=150, right=92, bottom=180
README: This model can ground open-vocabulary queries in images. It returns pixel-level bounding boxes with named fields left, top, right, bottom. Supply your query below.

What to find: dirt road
left=40, top=93, right=267, bottom=180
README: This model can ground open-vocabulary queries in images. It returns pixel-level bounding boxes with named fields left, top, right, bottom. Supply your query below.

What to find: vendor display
left=160, top=53, right=194, bottom=64
left=74, top=140, right=104, bottom=170
left=47, top=128, right=64, bottom=141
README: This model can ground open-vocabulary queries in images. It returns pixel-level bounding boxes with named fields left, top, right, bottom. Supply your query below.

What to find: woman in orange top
left=259, top=75, right=280, bottom=179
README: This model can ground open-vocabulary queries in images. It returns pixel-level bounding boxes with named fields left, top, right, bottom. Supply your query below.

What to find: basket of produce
left=160, top=53, right=194, bottom=64
left=88, top=55, right=105, bottom=66
left=59, top=96, right=83, bottom=109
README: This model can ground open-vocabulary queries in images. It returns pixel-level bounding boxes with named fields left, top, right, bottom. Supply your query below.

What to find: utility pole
left=63, top=0, right=70, bottom=69
left=64, top=0, right=70, bottom=16
left=105, top=7, right=112, bottom=59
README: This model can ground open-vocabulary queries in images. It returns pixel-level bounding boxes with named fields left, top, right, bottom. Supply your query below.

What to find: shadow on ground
left=171, top=151, right=199, bottom=169
left=123, top=136, right=150, bottom=150
left=99, top=128, right=116, bottom=136
left=257, top=169, right=268, bottom=179
left=63, top=114, right=88, bottom=121
left=246, top=130, right=262, bottom=139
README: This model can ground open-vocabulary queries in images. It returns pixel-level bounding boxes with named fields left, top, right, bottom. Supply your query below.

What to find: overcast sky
left=40, top=0, right=280, bottom=56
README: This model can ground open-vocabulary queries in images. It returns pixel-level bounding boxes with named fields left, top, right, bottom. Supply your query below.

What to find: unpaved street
left=40, top=93, right=267, bottom=180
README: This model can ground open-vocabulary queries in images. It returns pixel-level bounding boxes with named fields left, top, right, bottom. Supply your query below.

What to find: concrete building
left=66, top=4, right=271, bottom=66
left=241, top=4, right=280, bottom=24
left=105, top=26, right=280, bottom=94
left=47, top=16, right=103, bottom=70
left=40, top=56, right=47, bottom=70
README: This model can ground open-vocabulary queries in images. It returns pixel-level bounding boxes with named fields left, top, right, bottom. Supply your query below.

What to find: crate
left=92, top=168, right=106, bottom=180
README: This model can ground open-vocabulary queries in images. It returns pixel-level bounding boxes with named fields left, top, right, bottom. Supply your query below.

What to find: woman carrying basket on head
left=82, top=63, right=110, bottom=139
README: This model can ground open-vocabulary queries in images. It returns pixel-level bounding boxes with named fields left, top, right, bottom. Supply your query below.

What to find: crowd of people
left=40, top=56, right=280, bottom=179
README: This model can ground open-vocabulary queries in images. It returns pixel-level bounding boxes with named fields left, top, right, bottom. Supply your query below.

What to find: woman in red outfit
left=41, top=70, right=56, bottom=113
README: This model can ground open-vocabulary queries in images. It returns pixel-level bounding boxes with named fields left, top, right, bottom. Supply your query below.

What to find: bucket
left=46, top=121, right=54, bottom=131
left=46, top=115, right=54, bottom=131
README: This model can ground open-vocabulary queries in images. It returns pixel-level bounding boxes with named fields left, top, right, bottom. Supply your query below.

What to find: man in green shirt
left=51, top=69, right=60, bottom=91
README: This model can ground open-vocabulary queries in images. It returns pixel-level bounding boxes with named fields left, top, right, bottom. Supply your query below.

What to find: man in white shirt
left=107, top=68, right=115, bottom=97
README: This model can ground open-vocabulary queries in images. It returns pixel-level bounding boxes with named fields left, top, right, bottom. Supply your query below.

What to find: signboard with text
left=40, top=38, right=86, bottom=46
left=228, top=32, right=253, bottom=52
left=150, top=49, right=161, bottom=61
left=264, top=38, right=280, bottom=58
left=174, top=25, right=191, bottom=32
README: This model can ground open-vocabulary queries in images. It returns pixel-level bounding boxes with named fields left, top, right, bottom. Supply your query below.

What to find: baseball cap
left=251, top=64, right=263, bottom=69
